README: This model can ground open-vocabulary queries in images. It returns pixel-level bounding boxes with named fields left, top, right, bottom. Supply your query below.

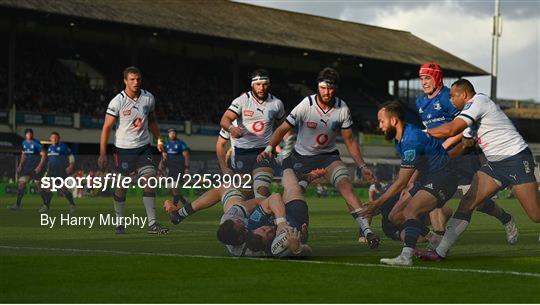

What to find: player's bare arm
left=428, top=117, right=468, bottom=139
left=441, top=133, right=463, bottom=150
left=182, top=150, right=190, bottom=174
left=220, top=110, right=243, bottom=139
left=147, top=111, right=164, bottom=152
left=341, top=127, right=375, bottom=182
left=66, top=154, right=75, bottom=174
left=362, top=167, right=416, bottom=217
left=98, top=114, right=117, bottom=169
left=257, top=121, right=292, bottom=161
left=17, top=151, right=25, bottom=173
left=35, top=147, right=47, bottom=173
left=215, top=136, right=233, bottom=175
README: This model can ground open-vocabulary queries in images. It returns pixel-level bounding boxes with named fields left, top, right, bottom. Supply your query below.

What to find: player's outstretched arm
left=341, top=128, right=375, bottom=182
left=216, top=136, right=233, bottom=175
left=361, top=167, right=415, bottom=217
left=427, top=118, right=468, bottom=138
left=258, top=121, right=292, bottom=161
left=99, top=114, right=117, bottom=169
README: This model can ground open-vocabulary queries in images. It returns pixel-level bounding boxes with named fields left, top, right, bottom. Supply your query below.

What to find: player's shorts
left=19, top=166, right=43, bottom=182
left=114, top=144, right=154, bottom=176
left=450, top=153, right=483, bottom=186
left=232, top=147, right=276, bottom=174
left=285, top=199, right=309, bottom=231
left=480, top=148, right=537, bottom=188
left=167, top=165, right=185, bottom=179
left=409, top=169, right=458, bottom=208
left=45, top=168, right=68, bottom=179
left=283, top=150, right=341, bottom=176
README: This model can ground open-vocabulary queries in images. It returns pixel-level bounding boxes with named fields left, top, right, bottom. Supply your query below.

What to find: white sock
left=352, top=209, right=373, bottom=235
left=114, top=201, right=125, bottom=220
left=436, top=217, right=470, bottom=257
left=143, top=196, right=156, bottom=227
left=401, top=247, right=414, bottom=259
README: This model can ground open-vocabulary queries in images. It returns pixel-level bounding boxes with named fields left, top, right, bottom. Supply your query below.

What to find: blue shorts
left=285, top=199, right=309, bottom=241
left=167, top=166, right=185, bottom=179
left=409, top=169, right=458, bottom=208
left=114, top=144, right=155, bottom=175
left=46, top=168, right=68, bottom=179
left=20, top=166, right=43, bottom=180
left=480, top=148, right=537, bottom=188
left=232, top=147, right=275, bottom=174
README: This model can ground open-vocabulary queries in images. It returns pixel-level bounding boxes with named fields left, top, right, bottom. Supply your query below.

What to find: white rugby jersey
left=286, top=95, right=353, bottom=156
left=457, top=93, right=528, bottom=161
left=106, top=90, right=155, bottom=149
left=220, top=205, right=265, bottom=257
left=227, top=92, right=285, bottom=149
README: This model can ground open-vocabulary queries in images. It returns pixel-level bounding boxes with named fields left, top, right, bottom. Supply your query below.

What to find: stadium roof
left=0, top=0, right=487, bottom=76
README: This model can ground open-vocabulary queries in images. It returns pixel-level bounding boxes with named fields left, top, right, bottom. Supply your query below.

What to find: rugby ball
left=271, top=231, right=292, bottom=257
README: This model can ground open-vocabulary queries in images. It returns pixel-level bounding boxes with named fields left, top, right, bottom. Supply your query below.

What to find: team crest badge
left=403, top=149, right=416, bottom=162
left=434, top=102, right=442, bottom=111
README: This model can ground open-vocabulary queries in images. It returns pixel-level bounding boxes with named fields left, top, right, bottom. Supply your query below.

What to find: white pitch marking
left=1, top=245, right=539, bottom=279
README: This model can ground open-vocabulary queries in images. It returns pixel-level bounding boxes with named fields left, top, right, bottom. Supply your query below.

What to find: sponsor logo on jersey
left=244, top=110, right=254, bottom=117
left=307, top=122, right=317, bottom=129
left=123, top=110, right=131, bottom=116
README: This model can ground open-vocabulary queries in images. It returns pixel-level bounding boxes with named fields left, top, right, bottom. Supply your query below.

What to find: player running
left=9, top=128, right=47, bottom=211
left=98, top=66, right=168, bottom=235
left=219, top=69, right=285, bottom=198
left=258, top=67, right=380, bottom=249
left=39, top=132, right=77, bottom=213
left=416, top=79, right=540, bottom=261
left=361, top=101, right=458, bottom=266
left=415, top=62, right=518, bottom=244
left=159, top=128, right=190, bottom=209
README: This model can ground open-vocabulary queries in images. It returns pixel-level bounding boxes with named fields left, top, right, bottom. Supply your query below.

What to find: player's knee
left=253, top=171, right=273, bottom=198
left=330, top=165, right=350, bottom=188
left=221, top=189, right=244, bottom=206
left=138, top=165, right=156, bottom=178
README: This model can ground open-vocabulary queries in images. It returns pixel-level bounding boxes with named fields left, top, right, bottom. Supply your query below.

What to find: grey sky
left=236, top=0, right=540, bottom=101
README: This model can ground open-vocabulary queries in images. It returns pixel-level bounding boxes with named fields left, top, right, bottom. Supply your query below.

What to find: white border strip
left=1, top=245, right=539, bottom=279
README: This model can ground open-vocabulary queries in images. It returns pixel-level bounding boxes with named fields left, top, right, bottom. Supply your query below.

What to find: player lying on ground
left=159, top=128, right=190, bottom=211
left=361, top=101, right=458, bottom=266
left=259, top=67, right=380, bottom=249
left=415, top=62, right=518, bottom=244
left=9, top=128, right=47, bottom=211
left=243, top=168, right=313, bottom=257
left=39, top=131, right=77, bottom=213
left=164, top=168, right=324, bottom=256
left=416, top=79, right=540, bottom=262
left=99, top=66, right=168, bottom=235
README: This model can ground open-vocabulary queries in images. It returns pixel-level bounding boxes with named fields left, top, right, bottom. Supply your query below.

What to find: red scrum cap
left=419, top=62, right=443, bottom=85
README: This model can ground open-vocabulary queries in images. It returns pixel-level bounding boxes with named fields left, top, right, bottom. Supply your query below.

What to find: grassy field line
left=2, top=245, right=539, bottom=279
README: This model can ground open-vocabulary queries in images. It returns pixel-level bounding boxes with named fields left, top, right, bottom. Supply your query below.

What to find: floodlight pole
left=490, top=0, right=502, bottom=101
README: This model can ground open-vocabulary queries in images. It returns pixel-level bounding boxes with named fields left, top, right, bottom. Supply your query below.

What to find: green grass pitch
left=1, top=194, right=539, bottom=303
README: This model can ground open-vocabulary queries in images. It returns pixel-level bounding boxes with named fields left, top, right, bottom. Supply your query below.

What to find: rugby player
left=416, top=62, right=518, bottom=244
left=9, top=128, right=46, bottom=211
left=258, top=67, right=380, bottom=249
left=99, top=66, right=168, bottom=235
left=39, top=132, right=77, bottom=213
left=416, top=79, right=540, bottom=261
left=362, top=101, right=458, bottom=266
left=219, top=69, right=285, bottom=198
left=159, top=128, right=190, bottom=208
